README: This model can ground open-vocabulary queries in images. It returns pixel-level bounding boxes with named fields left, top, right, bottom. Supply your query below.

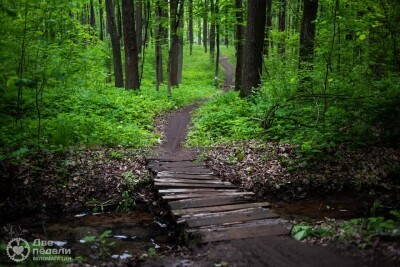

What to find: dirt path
left=147, top=57, right=360, bottom=267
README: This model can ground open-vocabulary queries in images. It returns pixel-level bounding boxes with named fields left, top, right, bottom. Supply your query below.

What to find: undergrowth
left=0, top=46, right=216, bottom=158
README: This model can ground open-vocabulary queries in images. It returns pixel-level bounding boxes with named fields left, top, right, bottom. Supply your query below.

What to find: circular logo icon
left=6, top=238, right=30, bottom=262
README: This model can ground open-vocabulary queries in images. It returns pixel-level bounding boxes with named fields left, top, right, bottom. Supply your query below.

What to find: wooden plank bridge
left=147, top=158, right=292, bottom=243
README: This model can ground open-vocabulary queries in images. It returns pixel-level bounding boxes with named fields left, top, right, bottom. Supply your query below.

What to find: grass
left=0, top=46, right=217, bottom=158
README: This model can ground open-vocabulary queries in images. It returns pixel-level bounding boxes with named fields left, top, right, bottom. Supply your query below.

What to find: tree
left=240, top=0, right=267, bottom=97
left=298, top=0, right=319, bottom=89
left=188, top=0, right=194, bottom=55
left=234, top=0, right=244, bottom=91
left=98, top=0, right=105, bottom=40
left=214, top=0, right=220, bottom=86
left=136, top=0, right=143, bottom=53
left=122, top=0, right=140, bottom=90
left=264, top=0, right=272, bottom=56
left=278, top=0, right=286, bottom=56
left=155, top=0, right=164, bottom=89
left=168, top=0, right=185, bottom=91
left=209, top=0, right=216, bottom=59
left=203, top=0, right=208, bottom=52
left=105, top=0, right=124, bottom=87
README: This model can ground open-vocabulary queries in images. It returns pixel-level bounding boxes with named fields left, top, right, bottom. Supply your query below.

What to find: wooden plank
left=157, top=173, right=217, bottom=180
left=172, top=202, right=271, bottom=216
left=157, top=171, right=214, bottom=175
left=155, top=182, right=236, bottom=189
left=162, top=192, right=254, bottom=200
left=169, top=196, right=248, bottom=210
left=158, top=188, right=238, bottom=194
left=154, top=178, right=232, bottom=185
left=188, top=220, right=290, bottom=243
left=184, top=207, right=279, bottom=227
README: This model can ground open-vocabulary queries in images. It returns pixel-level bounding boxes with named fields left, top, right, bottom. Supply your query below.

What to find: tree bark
left=168, top=0, right=185, bottom=90
left=99, top=0, right=104, bottom=40
left=264, top=0, right=272, bottom=56
left=115, top=0, right=123, bottom=39
left=234, top=0, right=244, bottom=91
left=105, top=0, right=124, bottom=87
left=278, top=0, right=286, bottom=56
left=240, top=0, right=267, bottom=97
left=298, top=0, right=319, bottom=88
left=198, top=19, right=202, bottom=45
left=209, top=0, right=216, bottom=59
left=155, top=0, right=164, bottom=89
left=122, top=0, right=140, bottom=89
left=135, top=0, right=143, bottom=53
left=189, top=0, right=194, bottom=55
left=203, top=0, right=208, bottom=52
left=215, top=0, right=220, bottom=86
left=89, top=0, right=96, bottom=28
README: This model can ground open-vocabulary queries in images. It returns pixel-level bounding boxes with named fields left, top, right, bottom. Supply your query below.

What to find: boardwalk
left=147, top=158, right=291, bottom=243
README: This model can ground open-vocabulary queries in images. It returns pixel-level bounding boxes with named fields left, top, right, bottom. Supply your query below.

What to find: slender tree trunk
left=177, top=7, right=184, bottom=83
left=264, top=0, right=272, bottom=56
left=215, top=0, right=220, bottom=86
left=278, top=0, right=286, bottom=56
left=105, top=0, right=124, bottom=87
left=115, top=0, right=123, bottom=39
left=189, top=0, right=194, bottom=55
left=209, top=0, right=216, bottom=59
left=99, top=0, right=104, bottom=40
left=298, top=0, right=319, bottom=89
left=198, top=19, right=202, bottom=45
left=89, top=0, right=96, bottom=28
left=168, top=0, right=185, bottom=90
left=136, top=0, right=143, bottom=53
left=234, top=0, right=244, bottom=91
left=155, top=0, right=164, bottom=89
left=203, top=0, right=208, bottom=52
left=240, top=0, right=267, bottom=97
left=122, top=0, right=140, bottom=89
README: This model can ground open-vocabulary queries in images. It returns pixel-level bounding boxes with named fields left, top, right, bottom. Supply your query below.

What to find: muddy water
left=272, top=192, right=369, bottom=221
left=22, top=211, right=174, bottom=263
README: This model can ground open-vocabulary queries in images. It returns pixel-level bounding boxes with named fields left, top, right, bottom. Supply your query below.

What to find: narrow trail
left=146, top=57, right=359, bottom=266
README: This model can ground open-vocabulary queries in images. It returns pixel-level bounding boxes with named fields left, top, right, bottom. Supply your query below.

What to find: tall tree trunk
left=203, top=0, right=208, bottom=52
left=115, top=0, right=123, bottom=39
left=198, top=19, right=202, bottom=45
left=215, top=0, right=220, bottom=86
left=99, top=0, right=104, bottom=40
left=168, top=0, right=185, bottom=90
left=136, top=0, right=143, bottom=53
left=155, top=0, right=164, bottom=89
left=278, top=0, right=286, bottom=56
left=209, top=0, right=216, bottom=59
left=264, top=0, right=272, bottom=56
left=240, top=0, right=267, bottom=97
left=122, top=0, right=140, bottom=89
left=89, top=0, right=96, bottom=28
left=177, top=7, right=184, bottom=83
left=105, top=0, right=124, bottom=87
left=189, top=0, right=194, bottom=55
left=298, top=0, right=319, bottom=89
left=234, top=0, right=244, bottom=91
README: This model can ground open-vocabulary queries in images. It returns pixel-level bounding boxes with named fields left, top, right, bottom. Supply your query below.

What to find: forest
left=0, top=0, right=399, bottom=266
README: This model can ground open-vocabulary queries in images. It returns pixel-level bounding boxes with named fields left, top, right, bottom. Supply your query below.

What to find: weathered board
left=147, top=158, right=291, bottom=244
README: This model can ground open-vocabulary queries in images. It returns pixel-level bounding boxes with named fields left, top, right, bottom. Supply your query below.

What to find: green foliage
left=0, top=45, right=216, bottom=157
left=292, top=210, right=400, bottom=246
left=291, top=225, right=331, bottom=241
left=82, top=230, right=115, bottom=259
left=187, top=91, right=263, bottom=146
